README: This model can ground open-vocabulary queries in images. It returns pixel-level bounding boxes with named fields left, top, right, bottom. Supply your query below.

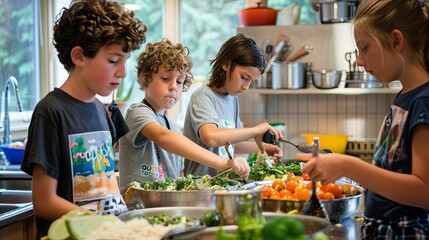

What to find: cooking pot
left=271, top=62, right=309, bottom=89
left=316, top=0, right=358, bottom=23
left=238, top=3, right=280, bottom=26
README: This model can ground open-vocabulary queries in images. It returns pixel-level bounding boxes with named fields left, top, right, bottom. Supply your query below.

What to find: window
left=0, top=0, right=39, bottom=113
left=180, top=0, right=245, bottom=78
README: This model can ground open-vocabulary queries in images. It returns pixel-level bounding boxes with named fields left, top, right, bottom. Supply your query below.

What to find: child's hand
left=227, top=157, right=250, bottom=179
left=254, top=123, right=284, bottom=142
left=265, top=144, right=283, bottom=160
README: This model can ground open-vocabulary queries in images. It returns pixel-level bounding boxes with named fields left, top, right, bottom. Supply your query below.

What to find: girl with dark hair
left=183, top=34, right=283, bottom=176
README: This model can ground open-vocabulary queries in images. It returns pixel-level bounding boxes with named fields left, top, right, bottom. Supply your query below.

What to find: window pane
left=180, top=0, right=245, bottom=78
left=120, top=0, right=164, bottom=104
left=0, top=0, right=39, bottom=111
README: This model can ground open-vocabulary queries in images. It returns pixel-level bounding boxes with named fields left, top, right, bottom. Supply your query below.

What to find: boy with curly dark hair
left=20, top=0, right=146, bottom=238
left=119, top=39, right=250, bottom=193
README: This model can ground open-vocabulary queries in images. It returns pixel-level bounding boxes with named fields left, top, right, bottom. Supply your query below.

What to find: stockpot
left=271, top=61, right=309, bottom=89
left=316, top=0, right=358, bottom=23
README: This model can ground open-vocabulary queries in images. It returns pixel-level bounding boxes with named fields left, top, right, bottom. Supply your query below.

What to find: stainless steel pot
left=215, top=189, right=263, bottom=225
left=271, top=62, right=309, bottom=89
left=317, top=0, right=358, bottom=23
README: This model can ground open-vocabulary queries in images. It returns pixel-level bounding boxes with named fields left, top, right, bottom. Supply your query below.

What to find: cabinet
left=0, top=215, right=35, bottom=240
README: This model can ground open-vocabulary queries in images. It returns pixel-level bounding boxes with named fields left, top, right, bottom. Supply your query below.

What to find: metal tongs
left=301, top=137, right=329, bottom=221
left=212, top=142, right=247, bottom=184
left=262, top=130, right=329, bottom=154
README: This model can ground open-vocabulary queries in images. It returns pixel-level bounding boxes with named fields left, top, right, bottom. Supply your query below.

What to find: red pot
left=238, top=3, right=280, bottom=26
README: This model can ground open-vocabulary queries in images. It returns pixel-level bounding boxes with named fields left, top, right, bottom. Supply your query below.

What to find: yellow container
left=301, top=133, right=349, bottom=153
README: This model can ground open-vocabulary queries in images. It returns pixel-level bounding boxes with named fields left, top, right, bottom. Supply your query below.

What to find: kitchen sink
left=0, top=165, right=32, bottom=190
left=0, top=203, right=25, bottom=214
left=0, top=189, right=32, bottom=204
left=0, top=179, right=31, bottom=190
left=0, top=189, right=33, bottom=226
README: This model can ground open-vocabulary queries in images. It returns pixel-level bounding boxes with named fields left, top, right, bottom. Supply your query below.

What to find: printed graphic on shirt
left=374, top=105, right=408, bottom=169
left=140, top=163, right=165, bottom=180
left=69, top=131, right=126, bottom=215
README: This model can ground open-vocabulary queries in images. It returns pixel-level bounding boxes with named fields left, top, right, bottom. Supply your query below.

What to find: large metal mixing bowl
left=131, top=187, right=217, bottom=208
left=119, top=207, right=331, bottom=240
left=243, top=180, right=364, bottom=222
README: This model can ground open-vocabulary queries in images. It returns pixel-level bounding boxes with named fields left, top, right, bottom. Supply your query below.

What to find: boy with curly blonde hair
left=119, top=39, right=250, bottom=193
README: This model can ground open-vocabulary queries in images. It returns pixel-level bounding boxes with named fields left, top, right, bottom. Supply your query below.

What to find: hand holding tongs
left=212, top=142, right=247, bottom=183
left=300, top=137, right=329, bottom=221
left=262, top=130, right=329, bottom=154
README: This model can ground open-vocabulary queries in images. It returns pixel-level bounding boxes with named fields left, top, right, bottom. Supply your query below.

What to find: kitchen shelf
left=248, top=87, right=400, bottom=95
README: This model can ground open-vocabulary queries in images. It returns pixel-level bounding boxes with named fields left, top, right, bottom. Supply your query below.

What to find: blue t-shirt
left=365, top=82, right=429, bottom=219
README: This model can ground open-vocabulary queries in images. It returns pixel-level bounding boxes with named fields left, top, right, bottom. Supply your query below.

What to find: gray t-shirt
left=183, top=85, right=241, bottom=176
left=119, top=102, right=184, bottom=194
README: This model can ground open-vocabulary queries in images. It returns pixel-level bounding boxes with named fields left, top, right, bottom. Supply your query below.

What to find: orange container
left=301, top=133, right=349, bottom=153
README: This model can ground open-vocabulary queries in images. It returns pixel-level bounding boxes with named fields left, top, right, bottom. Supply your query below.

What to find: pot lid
left=241, top=2, right=279, bottom=11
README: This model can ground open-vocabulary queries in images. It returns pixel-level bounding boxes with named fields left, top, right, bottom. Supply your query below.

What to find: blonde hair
left=354, top=0, right=429, bottom=71
left=136, top=39, right=193, bottom=92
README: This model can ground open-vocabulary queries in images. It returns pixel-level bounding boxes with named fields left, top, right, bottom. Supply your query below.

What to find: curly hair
left=208, top=33, right=266, bottom=88
left=136, top=38, right=194, bottom=92
left=53, top=0, right=147, bottom=72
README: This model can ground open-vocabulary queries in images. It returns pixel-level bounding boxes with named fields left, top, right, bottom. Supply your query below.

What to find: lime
left=47, top=210, right=91, bottom=240
left=47, top=217, right=69, bottom=240
left=66, top=215, right=118, bottom=240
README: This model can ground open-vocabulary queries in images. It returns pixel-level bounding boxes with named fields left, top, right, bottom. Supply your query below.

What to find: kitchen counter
left=0, top=202, right=34, bottom=228
left=0, top=164, right=32, bottom=190
left=0, top=189, right=34, bottom=228
left=0, top=165, right=34, bottom=230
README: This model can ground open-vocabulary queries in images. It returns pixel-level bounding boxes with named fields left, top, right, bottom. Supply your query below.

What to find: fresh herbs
left=225, top=154, right=303, bottom=181
left=130, top=174, right=241, bottom=191
left=141, top=213, right=190, bottom=226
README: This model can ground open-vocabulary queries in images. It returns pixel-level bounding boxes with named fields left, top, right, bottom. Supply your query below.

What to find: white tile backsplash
left=239, top=93, right=395, bottom=158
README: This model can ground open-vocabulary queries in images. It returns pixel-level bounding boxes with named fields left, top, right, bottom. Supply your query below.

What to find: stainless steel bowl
left=119, top=207, right=331, bottom=239
left=215, top=189, right=263, bottom=225
left=131, top=187, right=217, bottom=208
left=320, top=193, right=362, bottom=221
left=263, top=192, right=363, bottom=222
left=311, top=69, right=343, bottom=89
left=243, top=181, right=364, bottom=222
left=263, top=198, right=306, bottom=213
left=198, top=213, right=330, bottom=239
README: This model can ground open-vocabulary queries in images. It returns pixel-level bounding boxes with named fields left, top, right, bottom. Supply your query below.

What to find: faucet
left=2, top=76, right=23, bottom=145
